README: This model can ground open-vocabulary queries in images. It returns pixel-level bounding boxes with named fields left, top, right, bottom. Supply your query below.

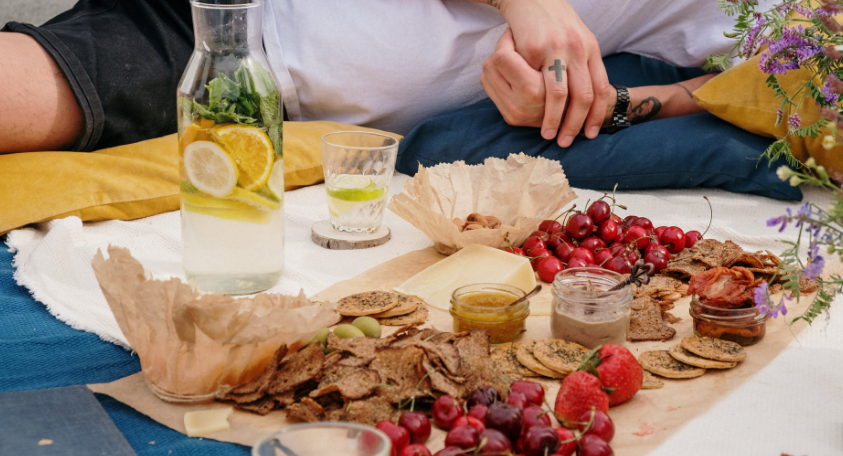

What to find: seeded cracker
left=533, top=339, right=590, bottom=376
left=370, top=294, right=421, bottom=318
left=639, top=350, right=707, bottom=379
left=266, top=343, right=325, bottom=395
left=492, top=345, right=540, bottom=379
left=336, top=291, right=400, bottom=316
left=668, top=344, right=737, bottom=369
left=641, top=370, right=664, bottom=389
left=681, top=337, right=746, bottom=363
left=377, top=306, right=429, bottom=326
left=515, top=340, right=566, bottom=378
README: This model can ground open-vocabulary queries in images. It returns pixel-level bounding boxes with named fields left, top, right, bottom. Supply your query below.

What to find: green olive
left=306, top=327, right=330, bottom=349
left=333, top=324, right=366, bottom=339
left=352, top=316, right=382, bottom=338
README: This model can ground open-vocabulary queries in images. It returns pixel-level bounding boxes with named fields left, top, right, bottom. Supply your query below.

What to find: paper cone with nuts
left=90, top=246, right=339, bottom=402
left=388, top=153, right=577, bottom=255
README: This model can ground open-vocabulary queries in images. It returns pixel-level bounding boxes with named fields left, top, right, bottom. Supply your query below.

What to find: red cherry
left=539, top=220, right=564, bottom=233
left=579, top=237, right=607, bottom=253
left=608, top=243, right=626, bottom=256
left=554, top=242, right=576, bottom=262
left=485, top=403, right=524, bottom=442
left=660, top=226, right=686, bottom=254
left=554, top=428, right=577, bottom=456
left=510, top=380, right=545, bottom=406
left=643, top=247, right=669, bottom=270
left=623, top=248, right=641, bottom=264
left=622, top=215, right=638, bottom=228
left=522, top=425, right=561, bottom=456
left=545, top=234, right=566, bottom=252
left=505, top=246, right=526, bottom=256
left=565, top=213, right=595, bottom=240
left=376, top=420, right=411, bottom=456
left=597, top=221, right=619, bottom=244
left=476, top=429, right=513, bottom=456
left=432, top=395, right=464, bottom=430
left=567, top=258, right=589, bottom=269
left=537, top=256, right=565, bottom=283
left=654, top=226, right=668, bottom=238
left=594, top=249, right=613, bottom=267
left=467, top=404, right=488, bottom=423
left=644, top=243, right=669, bottom=258
left=631, top=217, right=654, bottom=232
left=507, top=391, right=529, bottom=410
left=467, top=387, right=501, bottom=408
left=445, top=425, right=479, bottom=449
left=578, top=410, right=615, bottom=443
left=529, top=249, right=553, bottom=270
left=586, top=201, right=612, bottom=225
left=605, top=255, right=632, bottom=274
left=610, top=214, right=623, bottom=224
left=569, top=247, right=595, bottom=264
left=685, top=230, right=702, bottom=248
left=529, top=231, right=551, bottom=242
left=522, top=236, right=547, bottom=255
left=623, top=225, right=650, bottom=250
left=398, top=411, right=431, bottom=444
left=576, top=434, right=614, bottom=456
left=521, top=405, right=552, bottom=433
left=401, top=445, right=432, bottom=456
left=452, top=415, right=485, bottom=433
left=433, top=447, right=464, bottom=456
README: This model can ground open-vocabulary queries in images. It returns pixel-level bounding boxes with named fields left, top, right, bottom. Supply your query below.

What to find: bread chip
left=310, top=366, right=382, bottom=400
left=389, top=328, right=437, bottom=348
left=378, top=306, right=429, bottom=326
left=344, top=396, right=395, bottom=427
left=668, top=344, right=737, bottom=369
left=689, top=239, right=744, bottom=268
left=287, top=400, right=322, bottom=422
left=641, top=370, right=664, bottom=389
left=417, top=341, right=461, bottom=375
left=628, top=296, right=676, bottom=342
left=370, top=345, right=429, bottom=403
left=452, top=330, right=507, bottom=393
left=515, top=341, right=565, bottom=378
left=633, top=275, right=684, bottom=299
left=422, top=357, right=465, bottom=398
left=491, top=345, right=540, bottom=379
left=639, top=350, right=706, bottom=379
left=234, top=396, right=276, bottom=415
left=533, top=339, right=589, bottom=376
left=266, top=343, right=325, bottom=395
left=681, top=337, right=746, bottom=362
left=662, top=258, right=709, bottom=280
left=336, top=291, right=400, bottom=316
left=799, top=274, right=819, bottom=293
left=326, top=332, right=385, bottom=358
left=370, top=294, right=421, bottom=318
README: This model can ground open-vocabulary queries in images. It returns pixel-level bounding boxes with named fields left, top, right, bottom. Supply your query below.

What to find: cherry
left=485, top=402, right=523, bottom=441
left=399, top=411, right=431, bottom=444
left=554, top=428, right=577, bottom=456
left=529, top=231, right=551, bottom=242
left=445, top=425, right=479, bottom=450
left=579, top=237, right=607, bottom=253
left=576, top=434, right=614, bottom=456
left=433, top=446, right=464, bottom=456
left=623, top=248, right=641, bottom=264
left=476, top=429, right=513, bottom=456
left=510, top=380, right=545, bottom=406
left=401, top=444, right=432, bottom=456
left=567, top=258, right=589, bottom=269
left=522, top=236, right=547, bottom=254
left=539, top=220, right=564, bottom=234
left=597, top=221, right=619, bottom=244
left=522, top=425, right=561, bottom=456
left=610, top=214, right=623, bottom=225
left=654, top=226, right=667, bottom=239
left=554, top=242, right=576, bottom=262
left=467, top=404, right=487, bottom=423
left=685, top=230, right=702, bottom=248
left=622, top=215, right=638, bottom=228
left=569, top=247, right=595, bottom=264
left=505, top=246, right=526, bottom=256
left=545, top=233, right=566, bottom=252
left=537, top=256, right=565, bottom=283
left=376, top=420, right=411, bottom=456
left=643, top=247, right=669, bottom=272
left=594, top=249, right=613, bottom=267
left=529, top=249, right=553, bottom=270
left=578, top=410, right=615, bottom=443
left=521, top=405, right=552, bottom=433
left=432, top=395, right=464, bottom=430
left=586, top=201, right=611, bottom=225
left=507, top=391, right=529, bottom=410
left=623, top=225, right=650, bottom=250
left=565, top=213, right=594, bottom=240
left=631, top=217, right=654, bottom=232
left=467, top=387, right=500, bottom=408
left=605, top=255, right=632, bottom=274
left=452, top=415, right=485, bottom=433
left=660, top=226, right=686, bottom=254
left=644, top=243, right=669, bottom=257
left=607, top=243, right=626, bottom=256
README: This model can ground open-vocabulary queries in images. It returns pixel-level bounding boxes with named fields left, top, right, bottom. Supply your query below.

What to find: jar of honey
left=450, top=284, right=529, bottom=344
left=689, top=295, right=768, bottom=346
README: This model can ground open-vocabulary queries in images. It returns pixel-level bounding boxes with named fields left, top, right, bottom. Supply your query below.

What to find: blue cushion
left=396, top=53, right=802, bottom=201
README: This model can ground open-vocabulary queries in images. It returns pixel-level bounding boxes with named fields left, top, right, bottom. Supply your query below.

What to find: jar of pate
left=551, top=268, right=632, bottom=348
left=450, top=283, right=529, bottom=344
left=689, top=295, right=768, bottom=346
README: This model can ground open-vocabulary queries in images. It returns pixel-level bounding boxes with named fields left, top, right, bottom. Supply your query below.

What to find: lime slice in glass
left=327, top=175, right=386, bottom=202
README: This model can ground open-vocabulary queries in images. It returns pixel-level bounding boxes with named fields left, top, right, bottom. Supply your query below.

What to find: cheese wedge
left=396, top=244, right=537, bottom=313
left=184, top=407, right=232, bottom=437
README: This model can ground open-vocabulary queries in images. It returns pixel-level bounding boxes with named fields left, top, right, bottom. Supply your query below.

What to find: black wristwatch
left=604, top=84, right=631, bottom=134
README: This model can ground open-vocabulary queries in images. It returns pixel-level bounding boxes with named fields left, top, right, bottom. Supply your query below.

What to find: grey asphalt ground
left=0, top=0, right=76, bottom=27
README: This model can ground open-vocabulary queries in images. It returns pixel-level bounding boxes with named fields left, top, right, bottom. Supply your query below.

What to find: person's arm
left=600, top=75, right=716, bottom=128
left=0, top=33, right=83, bottom=153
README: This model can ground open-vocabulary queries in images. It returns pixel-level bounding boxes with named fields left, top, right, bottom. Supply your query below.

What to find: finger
left=494, top=27, right=515, bottom=53
left=493, top=47, right=538, bottom=92
left=480, top=72, right=510, bottom=122
left=541, top=58, right=569, bottom=141
left=583, top=57, right=612, bottom=139
left=556, top=62, right=594, bottom=147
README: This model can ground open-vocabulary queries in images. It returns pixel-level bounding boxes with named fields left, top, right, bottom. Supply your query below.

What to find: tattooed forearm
left=548, top=60, right=566, bottom=83
left=628, top=97, right=662, bottom=125
left=674, top=83, right=694, bottom=99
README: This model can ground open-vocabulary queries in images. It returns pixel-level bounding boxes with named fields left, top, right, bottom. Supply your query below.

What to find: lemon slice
left=327, top=175, right=386, bottom=202
left=183, top=203, right=272, bottom=224
left=267, top=160, right=285, bottom=199
left=213, top=124, right=274, bottom=191
left=227, top=187, right=281, bottom=210
left=183, top=141, right=239, bottom=197
left=179, top=122, right=213, bottom=155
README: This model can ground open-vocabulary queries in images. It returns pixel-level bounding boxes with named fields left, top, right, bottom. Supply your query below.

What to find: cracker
left=369, top=345, right=429, bottom=403
left=633, top=275, right=684, bottom=300
left=287, top=400, right=322, bottom=423
left=266, top=343, right=325, bottom=395
left=515, top=341, right=565, bottom=378
left=344, top=396, right=395, bottom=427
left=662, top=258, right=709, bottom=280
left=681, top=337, right=746, bottom=363
left=336, top=291, right=400, bottom=316
left=799, top=274, right=819, bottom=293
left=234, top=396, right=276, bottom=416
left=689, top=239, right=744, bottom=268
left=668, top=344, right=737, bottom=369
left=370, top=294, right=421, bottom=318
left=533, top=339, right=589, bottom=376
left=326, top=332, right=384, bottom=358
left=639, top=350, right=706, bottom=379
left=452, top=330, right=507, bottom=393
left=310, top=366, right=382, bottom=400
left=378, top=306, right=428, bottom=326
left=422, top=357, right=465, bottom=398
left=491, top=345, right=540, bottom=379
left=641, top=370, right=664, bottom=389
left=627, top=296, right=676, bottom=342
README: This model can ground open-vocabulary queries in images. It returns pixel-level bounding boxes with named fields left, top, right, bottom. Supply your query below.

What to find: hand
left=480, top=28, right=545, bottom=128
left=497, top=0, right=612, bottom=147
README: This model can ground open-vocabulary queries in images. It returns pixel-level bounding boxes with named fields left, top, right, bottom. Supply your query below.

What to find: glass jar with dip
left=550, top=268, right=632, bottom=349
left=450, top=284, right=529, bottom=344
left=689, top=295, right=768, bottom=346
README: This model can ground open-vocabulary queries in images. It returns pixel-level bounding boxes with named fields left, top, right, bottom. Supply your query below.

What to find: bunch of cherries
left=507, top=199, right=703, bottom=283
left=376, top=380, right=616, bottom=456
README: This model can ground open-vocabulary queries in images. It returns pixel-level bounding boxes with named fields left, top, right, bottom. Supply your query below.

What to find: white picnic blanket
left=6, top=175, right=843, bottom=455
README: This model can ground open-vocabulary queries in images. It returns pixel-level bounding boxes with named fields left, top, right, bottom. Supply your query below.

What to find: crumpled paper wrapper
left=389, top=153, right=577, bottom=255
left=91, top=246, right=339, bottom=402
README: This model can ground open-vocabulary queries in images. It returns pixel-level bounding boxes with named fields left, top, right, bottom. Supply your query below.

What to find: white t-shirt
left=263, top=0, right=737, bottom=135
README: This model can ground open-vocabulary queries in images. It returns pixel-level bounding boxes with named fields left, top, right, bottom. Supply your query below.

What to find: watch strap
left=606, top=84, right=631, bottom=133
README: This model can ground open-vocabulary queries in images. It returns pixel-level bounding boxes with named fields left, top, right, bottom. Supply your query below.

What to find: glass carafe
left=177, top=0, right=284, bottom=294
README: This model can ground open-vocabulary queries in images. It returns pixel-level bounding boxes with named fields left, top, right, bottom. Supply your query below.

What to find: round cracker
left=377, top=306, right=428, bottom=326
left=532, top=339, right=589, bottom=376
left=370, top=294, right=420, bottom=318
left=641, top=370, right=664, bottom=390
left=639, top=350, right=706, bottom=379
left=515, top=341, right=565, bottom=379
left=669, top=344, right=737, bottom=369
left=491, top=345, right=540, bottom=379
left=681, top=337, right=746, bottom=363
left=336, top=291, right=400, bottom=316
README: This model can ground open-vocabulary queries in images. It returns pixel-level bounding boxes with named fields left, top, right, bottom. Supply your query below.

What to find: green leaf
left=794, top=118, right=829, bottom=139
left=268, top=123, right=283, bottom=157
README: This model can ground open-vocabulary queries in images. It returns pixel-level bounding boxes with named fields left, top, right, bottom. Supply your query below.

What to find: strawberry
left=553, top=371, right=609, bottom=428
left=580, top=344, right=643, bottom=406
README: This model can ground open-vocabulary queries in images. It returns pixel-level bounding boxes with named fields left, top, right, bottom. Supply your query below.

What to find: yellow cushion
left=0, top=121, right=401, bottom=235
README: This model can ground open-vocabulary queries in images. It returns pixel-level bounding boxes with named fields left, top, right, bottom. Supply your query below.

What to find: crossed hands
left=480, top=1, right=613, bottom=148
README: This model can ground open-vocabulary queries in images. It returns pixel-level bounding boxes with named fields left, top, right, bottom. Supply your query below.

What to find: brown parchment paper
left=388, top=153, right=576, bottom=255
left=90, top=246, right=831, bottom=455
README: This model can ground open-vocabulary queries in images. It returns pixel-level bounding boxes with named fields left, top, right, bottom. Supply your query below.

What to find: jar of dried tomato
left=689, top=295, right=769, bottom=346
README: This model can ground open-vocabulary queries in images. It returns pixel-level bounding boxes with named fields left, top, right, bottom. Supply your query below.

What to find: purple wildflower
left=742, top=14, right=766, bottom=57
left=823, top=75, right=843, bottom=104
left=753, top=282, right=771, bottom=314
left=758, top=26, right=822, bottom=74
left=788, top=113, right=802, bottom=130
left=767, top=208, right=792, bottom=232
left=776, top=108, right=784, bottom=125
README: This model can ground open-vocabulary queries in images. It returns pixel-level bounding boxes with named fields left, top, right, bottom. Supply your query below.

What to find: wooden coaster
left=311, top=220, right=391, bottom=250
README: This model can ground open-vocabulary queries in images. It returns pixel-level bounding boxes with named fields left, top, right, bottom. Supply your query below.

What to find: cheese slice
left=396, top=244, right=537, bottom=313
left=184, top=407, right=232, bottom=437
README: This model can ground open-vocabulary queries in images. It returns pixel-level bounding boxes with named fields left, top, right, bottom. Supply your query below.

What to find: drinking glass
left=321, top=132, right=399, bottom=233
left=252, top=422, right=391, bottom=456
